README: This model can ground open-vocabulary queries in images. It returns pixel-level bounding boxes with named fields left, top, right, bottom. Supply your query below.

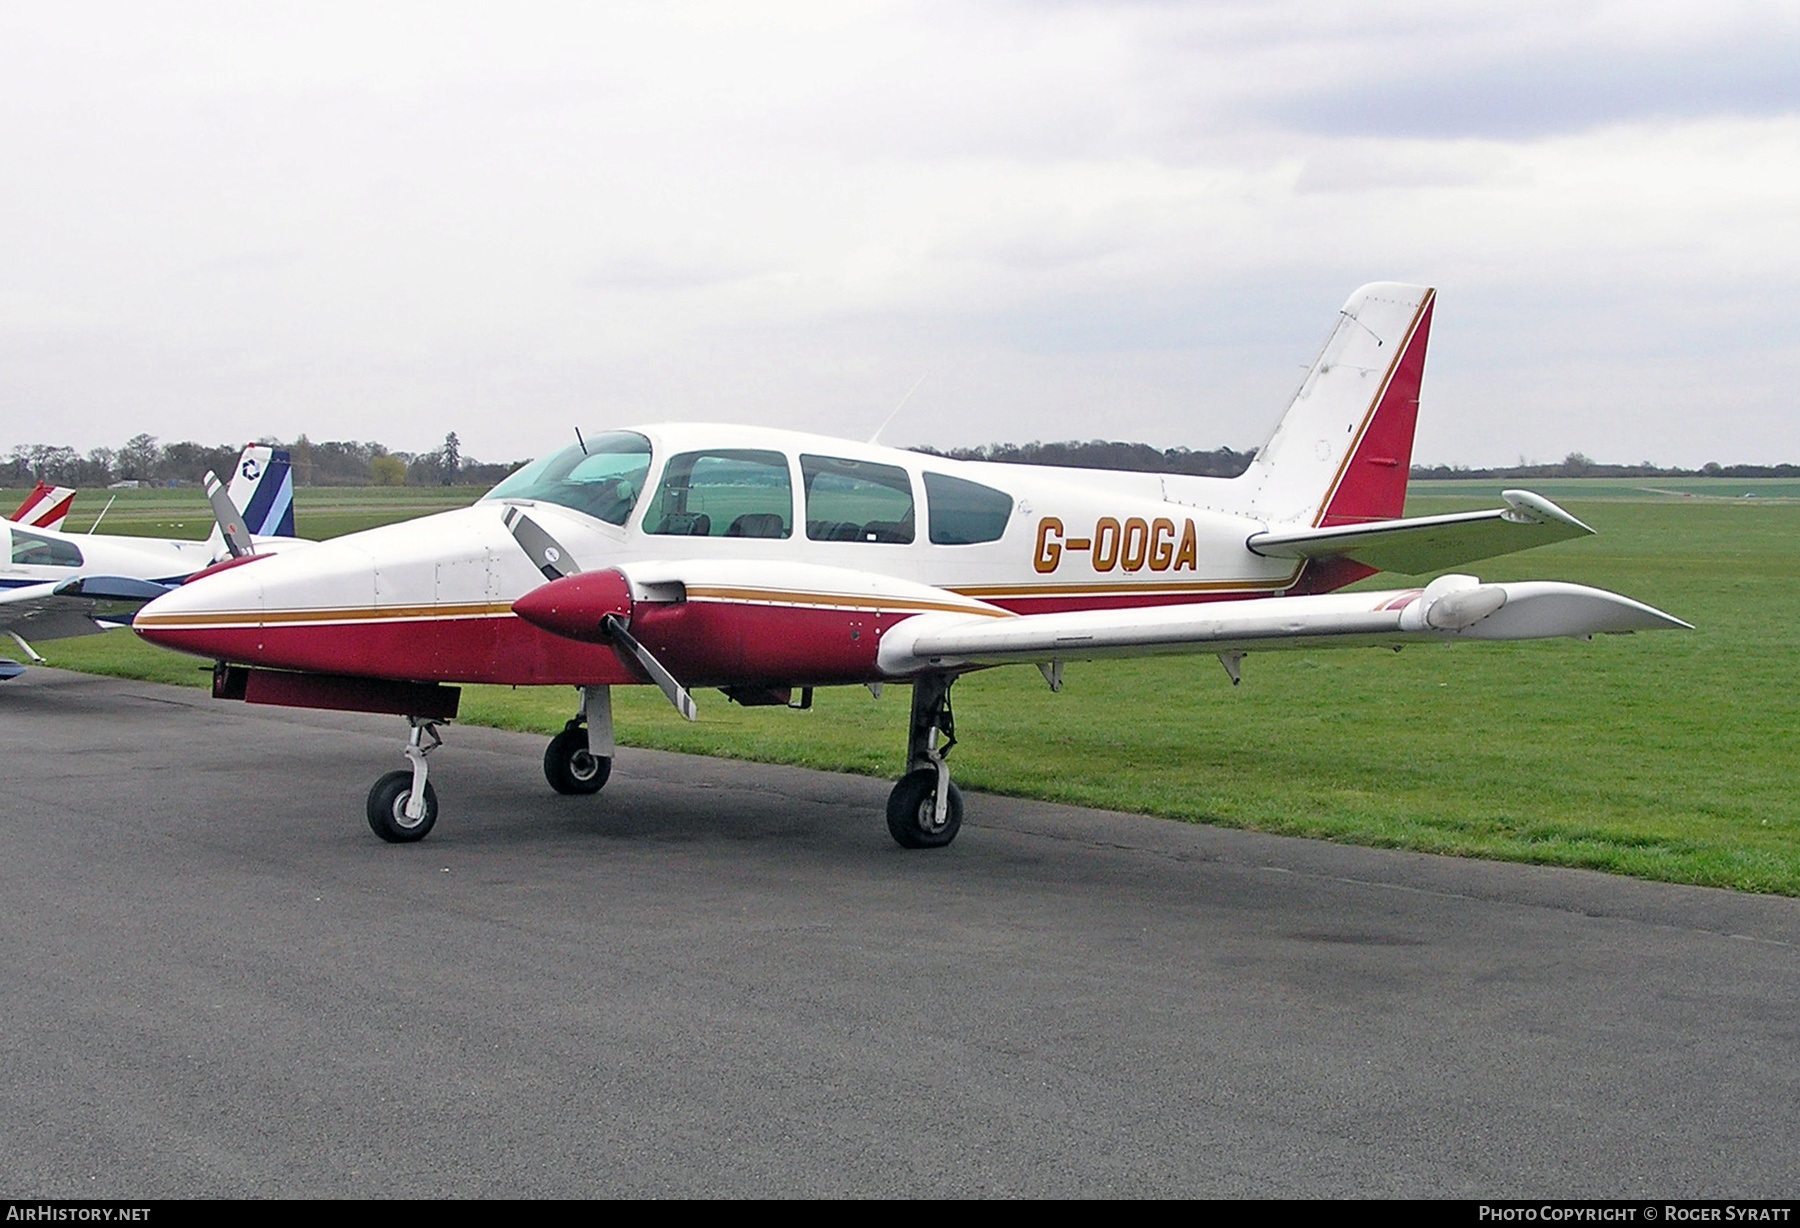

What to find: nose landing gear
left=363, top=686, right=615, bottom=843
left=367, top=717, right=443, bottom=842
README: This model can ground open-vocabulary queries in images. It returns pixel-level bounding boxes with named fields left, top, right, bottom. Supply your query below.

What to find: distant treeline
left=1410, top=453, right=1800, bottom=480
left=923, top=442, right=1799, bottom=481
left=9, top=432, right=1794, bottom=490
left=1, top=432, right=525, bottom=489
left=915, top=439, right=1257, bottom=477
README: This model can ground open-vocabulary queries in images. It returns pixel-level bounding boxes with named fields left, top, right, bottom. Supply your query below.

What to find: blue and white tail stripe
left=230, top=448, right=296, bottom=539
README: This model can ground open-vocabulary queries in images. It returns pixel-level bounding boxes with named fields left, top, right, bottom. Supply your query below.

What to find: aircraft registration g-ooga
left=134, top=284, right=1688, bottom=848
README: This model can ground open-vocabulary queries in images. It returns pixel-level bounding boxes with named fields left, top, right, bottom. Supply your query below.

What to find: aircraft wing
left=0, top=576, right=175, bottom=641
left=1246, top=490, right=1592, bottom=575
left=875, top=573, right=1689, bottom=675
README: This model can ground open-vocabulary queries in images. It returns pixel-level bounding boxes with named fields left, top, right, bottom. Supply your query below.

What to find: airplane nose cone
left=135, top=556, right=272, bottom=656
left=134, top=536, right=378, bottom=667
left=133, top=502, right=632, bottom=684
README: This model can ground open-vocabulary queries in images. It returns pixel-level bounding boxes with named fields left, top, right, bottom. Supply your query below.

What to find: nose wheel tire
left=367, top=769, right=438, bottom=842
left=545, top=724, right=611, bottom=795
left=886, top=768, right=963, bottom=849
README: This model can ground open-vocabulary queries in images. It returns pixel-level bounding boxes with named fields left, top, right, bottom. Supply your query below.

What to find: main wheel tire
left=886, top=767, right=963, bottom=849
left=545, top=725, right=611, bottom=795
left=367, top=769, right=438, bottom=842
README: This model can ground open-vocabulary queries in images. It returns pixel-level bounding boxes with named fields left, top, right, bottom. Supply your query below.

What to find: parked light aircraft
left=135, top=285, right=1688, bottom=847
left=0, top=446, right=301, bottom=677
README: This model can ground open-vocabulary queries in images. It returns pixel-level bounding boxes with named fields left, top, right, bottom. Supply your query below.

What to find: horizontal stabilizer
left=1246, top=490, right=1592, bottom=575
left=875, top=573, right=1688, bottom=674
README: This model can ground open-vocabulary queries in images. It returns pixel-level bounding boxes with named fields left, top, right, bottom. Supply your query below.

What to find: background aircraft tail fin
left=10, top=482, right=77, bottom=531
left=1233, top=283, right=1435, bottom=528
left=204, top=445, right=295, bottom=557
left=225, top=445, right=296, bottom=538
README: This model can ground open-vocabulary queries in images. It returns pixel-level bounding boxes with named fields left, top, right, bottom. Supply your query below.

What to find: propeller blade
left=501, top=507, right=691, bottom=717
left=203, top=471, right=254, bottom=559
left=504, top=507, right=581, bottom=580
left=601, top=613, right=698, bottom=722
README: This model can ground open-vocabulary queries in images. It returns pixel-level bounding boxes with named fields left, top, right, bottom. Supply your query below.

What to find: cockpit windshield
left=481, top=431, right=652, bottom=526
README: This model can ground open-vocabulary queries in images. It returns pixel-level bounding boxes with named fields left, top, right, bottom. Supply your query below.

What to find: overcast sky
left=2, top=1, right=1795, bottom=468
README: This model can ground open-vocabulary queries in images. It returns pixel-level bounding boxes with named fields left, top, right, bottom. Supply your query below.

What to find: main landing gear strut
left=545, top=685, right=614, bottom=795
left=887, top=672, right=963, bottom=849
left=365, top=686, right=616, bottom=843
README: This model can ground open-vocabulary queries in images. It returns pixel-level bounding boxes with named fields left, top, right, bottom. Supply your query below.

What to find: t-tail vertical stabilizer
left=1235, top=283, right=1435, bottom=529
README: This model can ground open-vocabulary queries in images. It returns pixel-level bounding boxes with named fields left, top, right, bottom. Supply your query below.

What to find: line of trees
left=1410, top=453, right=1800, bottom=480
left=10, top=433, right=1793, bottom=491
left=1, top=432, right=524, bottom=489
left=922, top=442, right=1798, bottom=481
left=915, top=439, right=1258, bottom=477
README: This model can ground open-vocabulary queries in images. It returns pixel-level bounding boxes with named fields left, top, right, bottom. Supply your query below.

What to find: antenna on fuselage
left=574, top=427, right=588, bottom=456
left=867, top=374, right=928, bottom=446
left=86, top=495, right=117, bottom=534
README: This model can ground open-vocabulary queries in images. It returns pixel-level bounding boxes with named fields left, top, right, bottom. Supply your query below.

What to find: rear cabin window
left=648, top=450, right=793, bottom=539
left=802, top=455, right=914, bottom=544
left=924, top=472, right=1014, bottom=545
left=9, top=528, right=82, bottom=567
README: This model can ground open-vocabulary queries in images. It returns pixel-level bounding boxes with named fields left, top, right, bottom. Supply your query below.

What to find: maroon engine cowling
left=513, top=569, right=902, bottom=688
left=631, top=600, right=894, bottom=687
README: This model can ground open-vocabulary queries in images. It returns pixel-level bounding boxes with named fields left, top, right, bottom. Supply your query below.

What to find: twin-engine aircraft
left=0, top=445, right=302, bottom=676
left=135, top=285, right=1688, bottom=847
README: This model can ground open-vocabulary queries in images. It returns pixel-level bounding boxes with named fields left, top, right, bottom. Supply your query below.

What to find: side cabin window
left=649, top=449, right=793, bottom=539
left=10, top=527, right=82, bottom=567
left=481, top=431, right=651, bottom=526
left=802, top=455, right=914, bottom=544
left=924, top=472, right=1014, bottom=545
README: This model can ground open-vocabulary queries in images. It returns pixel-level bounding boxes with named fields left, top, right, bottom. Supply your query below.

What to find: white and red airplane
left=0, top=445, right=303, bottom=676
left=134, top=284, right=1688, bottom=847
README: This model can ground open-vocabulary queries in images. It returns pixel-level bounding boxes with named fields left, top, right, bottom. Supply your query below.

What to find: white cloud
left=0, top=1, right=1794, bottom=467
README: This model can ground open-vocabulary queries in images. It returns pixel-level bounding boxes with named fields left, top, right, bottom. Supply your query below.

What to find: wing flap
left=1247, top=490, right=1592, bottom=574
left=875, top=573, right=1688, bottom=673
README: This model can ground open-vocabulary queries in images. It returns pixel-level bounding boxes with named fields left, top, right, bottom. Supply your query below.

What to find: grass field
left=1413, top=477, right=1800, bottom=503
left=0, top=484, right=484, bottom=541
left=19, top=481, right=1800, bottom=894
